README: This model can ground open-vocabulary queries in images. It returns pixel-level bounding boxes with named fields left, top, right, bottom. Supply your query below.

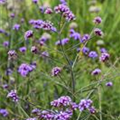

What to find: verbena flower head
left=24, top=30, right=33, bottom=40
left=41, top=51, right=49, bottom=58
left=71, top=102, right=78, bottom=110
left=81, top=34, right=90, bottom=43
left=18, top=63, right=32, bottom=77
left=3, top=41, right=9, bottom=47
left=31, top=46, right=38, bottom=54
left=60, top=0, right=67, bottom=5
left=94, top=28, right=103, bottom=37
left=29, top=19, right=57, bottom=32
left=0, top=109, right=9, bottom=117
left=2, top=84, right=9, bottom=89
left=51, top=96, right=72, bottom=107
left=19, top=46, right=27, bottom=53
left=40, top=110, right=54, bottom=120
left=8, top=50, right=17, bottom=60
left=100, top=48, right=107, bottom=53
left=73, top=32, right=81, bottom=41
left=13, top=24, right=20, bottom=31
left=54, top=4, right=75, bottom=21
left=88, top=106, right=96, bottom=114
left=93, top=16, right=102, bottom=24
left=106, top=82, right=113, bottom=87
left=88, top=51, right=98, bottom=58
left=7, top=90, right=19, bottom=102
left=82, top=47, right=90, bottom=55
left=0, top=29, right=5, bottom=34
left=32, top=108, right=41, bottom=115
left=39, top=36, right=48, bottom=42
left=100, top=52, right=110, bottom=62
left=45, top=8, right=53, bottom=14
left=51, top=67, right=61, bottom=76
left=78, top=99, right=93, bottom=111
left=0, top=0, right=6, bottom=4
left=10, top=13, right=15, bottom=18
left=69, top=29, right=81, bottom=40
left=91, top=68, right=101, bottom=75
left=39, top=6, right=45, bottom=13
left=69, top=29, right=75, bottom=36
left=54, top=111, right=72, bottom=120
left=56, top=38, right=69, bottom=45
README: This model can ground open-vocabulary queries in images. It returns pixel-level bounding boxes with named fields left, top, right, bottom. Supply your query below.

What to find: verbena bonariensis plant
left=0, top=0, right=118, bottom=120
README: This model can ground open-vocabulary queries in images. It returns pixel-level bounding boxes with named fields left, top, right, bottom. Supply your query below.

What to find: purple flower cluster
left=93, top=16, right=102, bottom=24
left=60, top=0, right=67, bottom=5
left=3, top=41, right=9, bottom=47
left=24, top=30, right=33, bottom=40
left=69, top=29, right=81, bottom=41
left=2, top=84, right=9, bottom=89
left=78, top=99, right=96, bottom=113
left=38, top=36, right=49, bottom=46
left=54, top=111, right=72, bottom=120
left=81, top=34, right=90, bottom=43
left=32, top=108, right=41, bottom=115
left=91, top=68, right=101, bottom=75
left=18, top=63, right=36, bottom=77
left=29, top=19, right=57, bottom=32
left=41, top=51, right=49, bottom=58
left=39, top=110, right=54, bottom=120
left=51, top=67, right=61, bottom=76
left=45, top=8, right=53, bottom=14
left=88, top=51, right=98, bottom=58
left=106, top=82, right=113, bottom=87
left=100, top=48, right=107, bottom=53
left=0, top=29, right=5, bottom=34
left=94, top=28, right=103, bottom=37
left=88, top=106, right=96, bottom=114
left=0, top=109, right=9, bottom=117
left=10, top=13, right=15, bottom=18
left=77, top=47, right=90, bottom=55
left=82, top=47, right=90, bottom=55
left=8, top=50, right=17, bottom=60
left=51, top=96, right=72, bottom=107
left=39, top=6, right=45, bottom=13
left=13, top=24, right=20, bottom=31
left=7, top=90, right=19, bottom=102
left=26, top=96, right=96, bottom=120
left=100, top=52, right=110, bottom=62
left=19, top=46, right=27, bottom=53
left=31, top=46, right=38, bottom=54
left=56, top=38, right=69, bottom=46
left=0, top=0, right=6, bottom=4
left=38, top=110, right=73, bottom=120
left=54, top=4, right=75, bottom=21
